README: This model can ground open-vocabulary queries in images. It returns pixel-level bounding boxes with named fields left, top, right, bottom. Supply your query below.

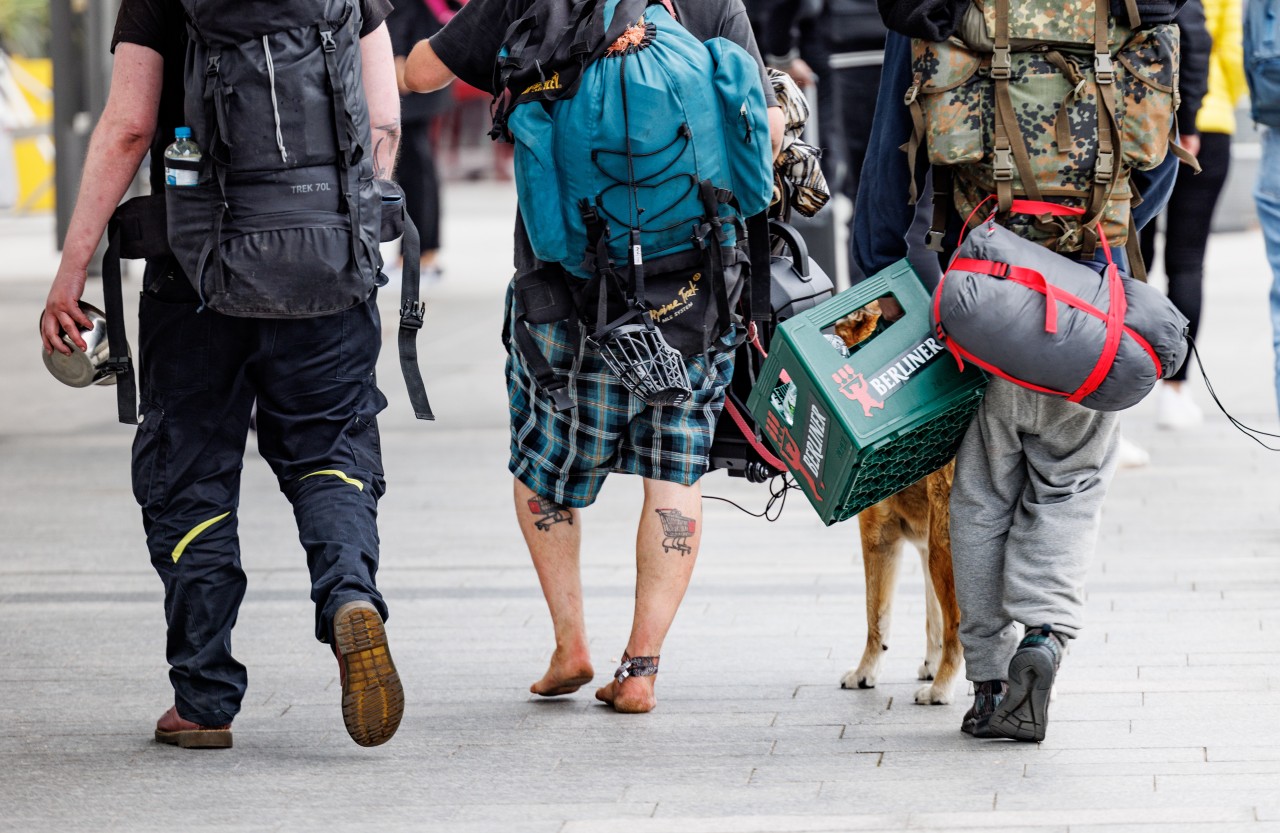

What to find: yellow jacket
left=1197, top=0, right=1248, bottom=134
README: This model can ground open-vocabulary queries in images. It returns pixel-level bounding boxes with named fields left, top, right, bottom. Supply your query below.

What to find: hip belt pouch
left=933, top=202, right=1189, bottom=411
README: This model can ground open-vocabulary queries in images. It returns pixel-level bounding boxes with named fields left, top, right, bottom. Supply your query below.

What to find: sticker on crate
left=831, top=334, right=948, bottom=416
left=764, top=403, right=829, bottom=501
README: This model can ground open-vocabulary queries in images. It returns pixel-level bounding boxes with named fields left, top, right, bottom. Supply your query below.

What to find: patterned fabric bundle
left=768, top=68, right=830, bottom=218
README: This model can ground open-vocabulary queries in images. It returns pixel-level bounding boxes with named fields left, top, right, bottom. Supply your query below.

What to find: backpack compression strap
left=101, top=224, right=139, bottom=426
left=397, top=211, right=435, bottom=420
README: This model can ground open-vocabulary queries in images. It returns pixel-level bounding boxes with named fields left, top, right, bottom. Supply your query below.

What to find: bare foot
left=530, top=648, right=594, bottom=697
left=594, top=675, right=657, bottom=713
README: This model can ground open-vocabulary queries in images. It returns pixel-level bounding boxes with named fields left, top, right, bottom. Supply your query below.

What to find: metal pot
left=41, top=301, right=120, bottom=387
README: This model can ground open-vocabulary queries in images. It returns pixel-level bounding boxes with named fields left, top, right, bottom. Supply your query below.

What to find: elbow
left=404, top=41, right=452, bottom=93
left=104, top=113, right=157, bottom=157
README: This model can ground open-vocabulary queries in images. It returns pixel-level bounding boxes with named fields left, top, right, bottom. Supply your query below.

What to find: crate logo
left=764, top=409, right=825, bottom=501
left=832, top=365, right=885, bottom=418
left=868, top=336, right=946, bottom=399
left=801, top=404, right=828, bottom=483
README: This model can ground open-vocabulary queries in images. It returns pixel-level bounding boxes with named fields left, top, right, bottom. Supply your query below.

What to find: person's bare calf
left=595, top=478, right=703, bottom=713
left=514, top=479, right=594, bottom=695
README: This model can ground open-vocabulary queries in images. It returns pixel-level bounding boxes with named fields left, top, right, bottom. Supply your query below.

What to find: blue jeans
left=1255, top=126, right=1280, bottom=418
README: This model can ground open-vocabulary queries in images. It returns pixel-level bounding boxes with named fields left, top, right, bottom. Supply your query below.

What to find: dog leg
left=915, top=468, right=964, bottom=706
left=917, top=544, right=944, bottom=683
left=842, top=514, right=903, bottom=691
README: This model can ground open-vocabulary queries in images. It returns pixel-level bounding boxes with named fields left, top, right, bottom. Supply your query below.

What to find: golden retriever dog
left=831, top=301, right=963, bottom=705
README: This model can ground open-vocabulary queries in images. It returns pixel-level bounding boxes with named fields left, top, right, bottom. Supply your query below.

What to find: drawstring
left=262, top=35, right=288, bottom=164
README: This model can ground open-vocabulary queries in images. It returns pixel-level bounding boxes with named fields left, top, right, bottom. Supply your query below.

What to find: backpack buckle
left=993, top=149, right=1014, bottom=182
left=1094, top=53, right=1114, bottom=84
left=1095, top=149, right=1115, bottom=183
left=991, top=46, right=1012, bottom=80
left=400, top=299, right=425, bottom=330
left=206, top=55, right=220, bottom=76
left=925, top=229, right=945, bottom=253
left=320, top=30, right=337, bottom=53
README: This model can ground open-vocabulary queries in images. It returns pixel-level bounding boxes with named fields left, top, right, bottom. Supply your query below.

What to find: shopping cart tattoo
left=655, top=508, right=696, bottom=556
left=528, top=496, right=573, bottom=531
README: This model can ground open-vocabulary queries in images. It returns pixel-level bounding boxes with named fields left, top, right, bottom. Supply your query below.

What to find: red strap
left=945, top=338, right=1074, bottom=398
left=722, top=398, right=787, bottom=473
left=1008, top=198, right=1115, bottom=268
left=950, top=258, right=1059, bottom=334
left=1068, top=262, right=1127, bottom=402
left=1009, top=199, right=1084, bottom=217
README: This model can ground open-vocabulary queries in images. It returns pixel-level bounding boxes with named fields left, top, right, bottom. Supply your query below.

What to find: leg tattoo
left=527, top=496, right=573, bottom=532
left=655, top=508, right=695, bottom=556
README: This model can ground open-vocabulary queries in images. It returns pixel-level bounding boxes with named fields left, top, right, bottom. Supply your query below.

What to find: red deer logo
left=833, top=365, right=885, bottom=418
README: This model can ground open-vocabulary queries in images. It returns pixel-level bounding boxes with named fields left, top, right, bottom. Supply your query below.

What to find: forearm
left=768, top=106, right=784, bottom=160
left=404, top=39, right=456, bottom=93
left=361, top=24, right=402, bottom=178
left=61, top=123, right=153, bottom=270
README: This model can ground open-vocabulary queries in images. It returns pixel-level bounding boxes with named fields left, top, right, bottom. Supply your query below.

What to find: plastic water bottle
left=163, top=127, right=201, bottom=187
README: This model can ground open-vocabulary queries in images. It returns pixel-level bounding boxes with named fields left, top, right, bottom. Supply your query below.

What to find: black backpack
left=151, top=0, right=432, bottom=420
left=167, top=0, right=380, bottom=317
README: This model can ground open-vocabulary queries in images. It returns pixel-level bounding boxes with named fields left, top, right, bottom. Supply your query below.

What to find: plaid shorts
left=506, top=294, right=735, bottom=509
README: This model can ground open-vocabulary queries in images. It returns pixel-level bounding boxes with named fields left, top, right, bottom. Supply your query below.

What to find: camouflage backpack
left=902, top=0, right=1196, bottom=271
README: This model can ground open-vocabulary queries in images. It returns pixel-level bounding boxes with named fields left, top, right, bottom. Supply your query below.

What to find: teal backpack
left=493, top=0, right=774, bottom=410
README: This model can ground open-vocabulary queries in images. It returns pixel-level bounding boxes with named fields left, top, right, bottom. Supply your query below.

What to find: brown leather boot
left=154, top=706, right=233, bottom=749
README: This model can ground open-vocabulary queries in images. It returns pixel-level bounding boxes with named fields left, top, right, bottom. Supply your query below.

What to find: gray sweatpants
left=950, top=378, right=1120, bottom=682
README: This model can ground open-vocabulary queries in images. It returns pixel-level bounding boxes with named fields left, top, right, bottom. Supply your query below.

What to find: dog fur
left=832, top=302, right=964, bottom=705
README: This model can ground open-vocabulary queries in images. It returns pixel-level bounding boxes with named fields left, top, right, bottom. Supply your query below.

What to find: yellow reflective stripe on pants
left=171, top=511, right=232, bottom=564
left=299, top=469, right=365, bottom=491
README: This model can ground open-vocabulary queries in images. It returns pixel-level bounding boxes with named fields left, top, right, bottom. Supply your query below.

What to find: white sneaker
left=1116, top=435, right=1150, bottom=469
left=1156, top=383, right=1203, bottom=430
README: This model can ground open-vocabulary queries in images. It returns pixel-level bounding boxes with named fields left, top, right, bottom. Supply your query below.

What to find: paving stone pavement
left=2, top=182, right=1279, bottom=832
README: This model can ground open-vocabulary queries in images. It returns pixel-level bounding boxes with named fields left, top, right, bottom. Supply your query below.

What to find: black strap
left=101, top=221, right=138, bottom=426
left=396, top=211, right=434, bottom=420
left=697, top=181, right=734, bottom=347
left=745, top=212, right=772, bottom=329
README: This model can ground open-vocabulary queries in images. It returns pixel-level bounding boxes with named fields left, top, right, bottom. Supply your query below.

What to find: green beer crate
left=746, top=258, right=987, bottom=525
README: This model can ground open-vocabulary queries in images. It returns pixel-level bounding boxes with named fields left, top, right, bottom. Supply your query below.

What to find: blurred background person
left=389, top=0, right=453, bottom=282
left=1139, top=0, right=1242, bottom=430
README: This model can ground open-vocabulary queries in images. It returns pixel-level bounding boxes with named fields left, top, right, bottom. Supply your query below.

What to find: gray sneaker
left=986, top=625, right=1065, bottom=742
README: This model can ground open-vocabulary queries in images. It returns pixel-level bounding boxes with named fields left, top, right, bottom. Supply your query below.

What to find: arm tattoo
left=527, top=496, right=574, bottom=532
left=371, top=120, right=402, bottom=179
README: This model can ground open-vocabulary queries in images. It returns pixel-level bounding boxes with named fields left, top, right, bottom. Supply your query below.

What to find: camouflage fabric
left=906, top=0, right=1180, bottom=253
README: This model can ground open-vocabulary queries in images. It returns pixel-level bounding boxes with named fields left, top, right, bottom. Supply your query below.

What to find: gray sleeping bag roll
left=933, top=222, right=1189, bottom=411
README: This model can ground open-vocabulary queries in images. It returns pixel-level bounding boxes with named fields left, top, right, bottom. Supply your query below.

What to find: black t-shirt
left=428, top=0, right=776, bottom=272
left=388, top=0, right=451, bottom=123
left=111, top=0, right=394, bottom=194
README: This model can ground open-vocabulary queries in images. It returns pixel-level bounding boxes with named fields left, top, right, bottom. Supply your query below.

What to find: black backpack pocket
left=210, top=210, right=369, bottom=318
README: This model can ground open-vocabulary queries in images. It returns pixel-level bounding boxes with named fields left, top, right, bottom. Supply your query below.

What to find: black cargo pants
left=132, top=262, right=389, bottom=727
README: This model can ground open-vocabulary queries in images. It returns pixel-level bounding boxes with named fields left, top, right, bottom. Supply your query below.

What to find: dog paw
left=840, top=668, right=877, bottom=690
left=914, top=682, right=955, bottom=705
left=917, top=660, right=936, bottom=681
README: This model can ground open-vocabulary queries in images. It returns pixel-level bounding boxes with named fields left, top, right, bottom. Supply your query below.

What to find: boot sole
left=154, top=727, right=233, bottom=749
left=335, top=602, right=404, bottom=747
left=987, top=647, right=1054, bottom=742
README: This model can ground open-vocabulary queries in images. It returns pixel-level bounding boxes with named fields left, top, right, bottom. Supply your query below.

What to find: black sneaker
left=960, top=680, right=1009, bottom=738
left=986, top=624, right=1065, bottom=742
